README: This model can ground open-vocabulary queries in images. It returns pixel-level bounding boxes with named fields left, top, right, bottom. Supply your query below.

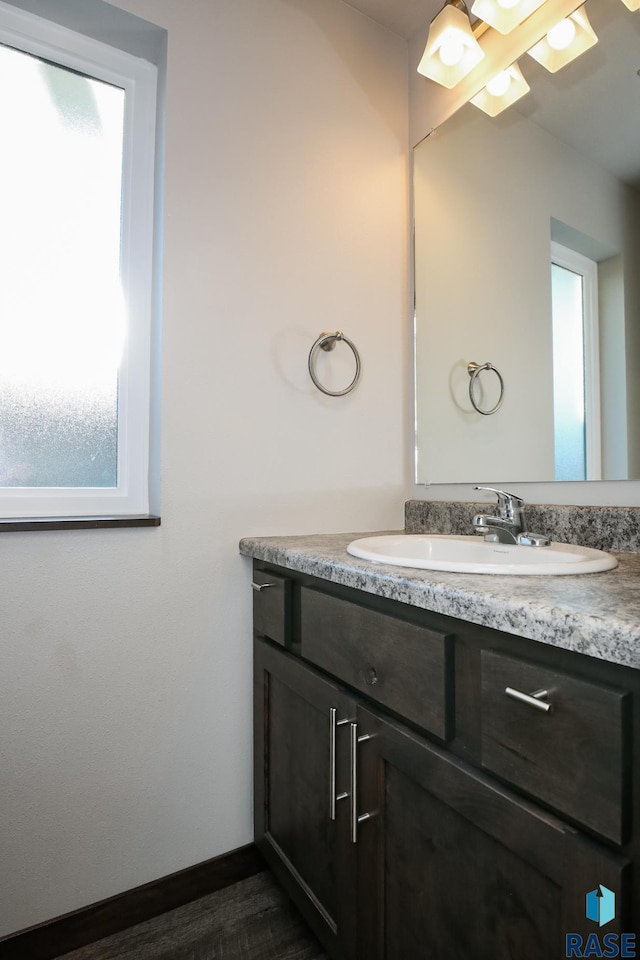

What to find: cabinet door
left=254, top=638, right=357, bottom=960
left=356, top=706, right=631, bottom=960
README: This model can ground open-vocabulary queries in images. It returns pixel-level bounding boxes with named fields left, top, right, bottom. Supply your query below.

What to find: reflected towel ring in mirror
left=467, top=361, right=505, bottom=415
left=308, top=331, right=361, bottom=397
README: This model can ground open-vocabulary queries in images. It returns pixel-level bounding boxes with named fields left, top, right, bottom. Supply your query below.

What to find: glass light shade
left=470, top=62, right=530, bottom=115
left=620, top=0, right=640, bottom=10
left=527, top=7, right=597, bottom=72
left=417, top=2, right=485, bottom=89
left=471, top=0, right=546, bottom=35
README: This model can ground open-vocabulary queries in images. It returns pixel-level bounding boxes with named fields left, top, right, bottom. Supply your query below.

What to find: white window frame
left=551, top=241, right=602, bottom=481
left=0, top=1, right=158, bottom=518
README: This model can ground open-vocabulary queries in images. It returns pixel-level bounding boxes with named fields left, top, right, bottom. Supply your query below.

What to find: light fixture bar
left=416, top=0, right=592, bottom=131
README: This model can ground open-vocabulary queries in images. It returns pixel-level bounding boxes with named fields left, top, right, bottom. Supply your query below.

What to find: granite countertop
left=239, top=531, right=640, bottom=671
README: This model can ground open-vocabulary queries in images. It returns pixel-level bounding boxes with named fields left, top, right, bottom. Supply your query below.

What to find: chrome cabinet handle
left=329, top=708, right=349, bottom=820
left=251, top=581, right=275, bottom=592
left=349, top=721, right=372, bottom=843
left=505, top=686, right=552, bottom=713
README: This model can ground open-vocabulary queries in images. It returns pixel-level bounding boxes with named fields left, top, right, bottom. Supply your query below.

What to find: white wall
left=0, top=0, right=409, bottom=937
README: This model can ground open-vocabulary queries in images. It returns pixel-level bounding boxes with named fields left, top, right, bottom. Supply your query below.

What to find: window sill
left=0, top=516, right=161, bottom=532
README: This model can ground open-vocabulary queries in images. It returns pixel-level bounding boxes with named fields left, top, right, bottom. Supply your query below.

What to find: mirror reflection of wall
left=414, top=0, right=640, bottom=484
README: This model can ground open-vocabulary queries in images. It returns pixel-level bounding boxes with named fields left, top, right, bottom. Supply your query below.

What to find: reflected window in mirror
left=551, top=243, right=599, bottom=482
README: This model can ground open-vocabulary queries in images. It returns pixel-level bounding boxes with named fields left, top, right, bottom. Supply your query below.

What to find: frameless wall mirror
left=414, top=0, right=640, bottom=484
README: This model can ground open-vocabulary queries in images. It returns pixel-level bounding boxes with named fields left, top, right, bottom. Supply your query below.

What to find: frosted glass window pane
left=0, top=43, right=125, bottom=488
left=552, top=263, right=586, bottom=482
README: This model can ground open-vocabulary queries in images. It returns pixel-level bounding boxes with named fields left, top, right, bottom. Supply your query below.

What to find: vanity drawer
left=252, top=570, right=292, bottom=647
left=300, top=587, right=454, bottom=740
left=481, top=649, right=630, bottom=844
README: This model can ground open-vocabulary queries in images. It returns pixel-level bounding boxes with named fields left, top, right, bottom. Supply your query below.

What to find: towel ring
left=467, top=361, right=504, bottom=415
left=308, top=331, right=361, bottom=397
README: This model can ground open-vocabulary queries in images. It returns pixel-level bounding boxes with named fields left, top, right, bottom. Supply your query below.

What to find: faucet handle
left=474, top=486, right=524, bottom=520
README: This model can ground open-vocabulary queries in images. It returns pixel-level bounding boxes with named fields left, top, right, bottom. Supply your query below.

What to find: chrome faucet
left=472, top=487, right=550, bottom=546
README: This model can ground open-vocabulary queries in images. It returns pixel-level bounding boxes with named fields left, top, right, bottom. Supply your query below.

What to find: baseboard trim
left=0, top=843, right=264, bottom=960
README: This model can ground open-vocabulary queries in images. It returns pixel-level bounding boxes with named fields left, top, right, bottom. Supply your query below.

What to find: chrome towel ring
left=308, top=331, right=361, bottom=397
left=467, top=361, right=504, bottom=415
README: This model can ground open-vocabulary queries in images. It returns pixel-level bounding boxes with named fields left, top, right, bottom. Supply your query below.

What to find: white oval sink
left=347, top=534, right=618, bottom=576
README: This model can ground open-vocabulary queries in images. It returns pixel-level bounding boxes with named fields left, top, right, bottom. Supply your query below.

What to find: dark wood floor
left=55, top=872, right=327, bottom=960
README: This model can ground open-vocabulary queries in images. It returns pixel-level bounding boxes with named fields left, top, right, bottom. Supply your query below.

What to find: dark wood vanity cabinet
left=254, top=638, right=357, bottom=958
left=252, top=563, right=638, bottom=960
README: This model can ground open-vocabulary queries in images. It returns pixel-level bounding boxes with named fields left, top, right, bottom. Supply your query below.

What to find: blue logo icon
left=566, top=885, right=635, bottom=957
left=586, top=885, right=616, bottom=927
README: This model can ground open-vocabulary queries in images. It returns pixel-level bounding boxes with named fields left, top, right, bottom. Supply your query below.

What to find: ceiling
left=341, top=0, right=433, bottom=38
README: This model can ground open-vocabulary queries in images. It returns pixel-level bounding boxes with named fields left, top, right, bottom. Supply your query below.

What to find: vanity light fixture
left=527, top=7, right=597, bottom=72
left=417, top=0, right=484, bottom=89
left=417, top=0, right=604, bottom=114
left=470, top=62, right=530, bottom=115
left=471, top=0, right=546, bottom=35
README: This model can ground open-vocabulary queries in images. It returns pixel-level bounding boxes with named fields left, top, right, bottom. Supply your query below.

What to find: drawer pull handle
left=329, top=708, right=349, bottom=820
left=349, top=722, right=373, bottom=843
left=505, top=686, right=552, bottom=713
left=251, top=581, right=276, bottom=592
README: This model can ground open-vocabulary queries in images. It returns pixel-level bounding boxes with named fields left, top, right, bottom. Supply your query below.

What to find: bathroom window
left=0, top=3, right=160, bottom=518
left=551, top=242, right=601, bottom=482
